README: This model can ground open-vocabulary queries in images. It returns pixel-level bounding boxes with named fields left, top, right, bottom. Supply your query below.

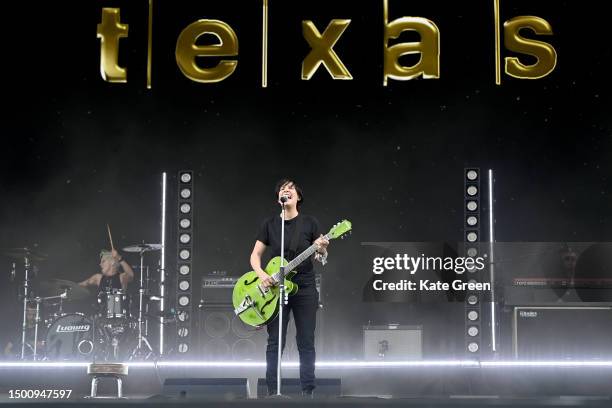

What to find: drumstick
left=107, top=224, right=115, bottom=251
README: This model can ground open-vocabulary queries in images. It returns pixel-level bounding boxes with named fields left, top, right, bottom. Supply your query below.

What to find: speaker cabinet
left=198, top=275, right=324, bottom=361
left=198, top=305, right=267, bottom=361
left=512, top=306, right=612, bottom=359
left=163, top=378, right=249, bottom=399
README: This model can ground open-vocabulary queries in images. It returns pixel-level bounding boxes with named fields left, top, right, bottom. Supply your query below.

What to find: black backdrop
left=1, top=0, right=610, bottom=358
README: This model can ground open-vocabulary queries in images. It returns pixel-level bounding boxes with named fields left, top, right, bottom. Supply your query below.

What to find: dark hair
left=275, top=178, right=303, bottom=208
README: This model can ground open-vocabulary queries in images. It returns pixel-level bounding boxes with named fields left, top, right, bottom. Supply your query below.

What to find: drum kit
left=6, top=243, right=167, bottom=361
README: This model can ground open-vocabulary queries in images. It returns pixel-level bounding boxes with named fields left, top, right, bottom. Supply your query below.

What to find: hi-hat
left=123, top=243, right=163, bottom=253
left=4, top=247, right=47, bottom=261
left=38, top=279, right=91, bottom=301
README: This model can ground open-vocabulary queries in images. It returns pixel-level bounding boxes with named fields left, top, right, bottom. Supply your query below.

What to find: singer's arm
left=251, top=240, right=275, bottom=288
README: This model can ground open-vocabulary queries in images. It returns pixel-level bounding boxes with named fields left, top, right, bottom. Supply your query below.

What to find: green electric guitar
left=232, top=219, right=352, bottom=327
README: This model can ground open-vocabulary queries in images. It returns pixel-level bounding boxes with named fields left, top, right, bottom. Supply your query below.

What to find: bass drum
left=45, top=313, right=101, bottom=360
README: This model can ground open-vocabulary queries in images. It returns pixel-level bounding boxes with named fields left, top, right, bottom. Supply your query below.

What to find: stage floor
left=1, top=361, right=611, bottom=405
left=0, top=396, right=611, bottom=408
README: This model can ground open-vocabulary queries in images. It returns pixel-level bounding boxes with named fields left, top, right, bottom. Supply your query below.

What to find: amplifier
left=201, top=273, right=323, bottom=305
left=513, top=306, right=612, bottom=359
left=363, top=324, right=423, bottom=360
left=201, top=274, right=238, bottom=305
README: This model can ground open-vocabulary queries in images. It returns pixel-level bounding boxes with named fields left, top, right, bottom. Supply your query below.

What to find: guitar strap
left=288, top=215, right=304, bottom=260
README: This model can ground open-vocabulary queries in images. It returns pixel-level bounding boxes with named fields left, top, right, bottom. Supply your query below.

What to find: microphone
left=280, top=194, right=289, bottom=203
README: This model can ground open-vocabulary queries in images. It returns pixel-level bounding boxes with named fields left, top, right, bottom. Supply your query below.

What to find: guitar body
left=232, top=256, right=298, bottom=327
left=233, top=219, right=352, bottom=327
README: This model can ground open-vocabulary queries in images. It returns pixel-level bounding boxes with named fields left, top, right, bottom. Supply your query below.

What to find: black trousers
left=266, top=284, right=318, bottom=393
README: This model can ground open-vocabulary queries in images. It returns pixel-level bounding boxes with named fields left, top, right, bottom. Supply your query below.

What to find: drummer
left=79, top=249, right=134, bottom=291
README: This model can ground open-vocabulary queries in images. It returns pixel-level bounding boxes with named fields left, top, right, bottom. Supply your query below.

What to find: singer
left=250, top=179, right=329, bottom=397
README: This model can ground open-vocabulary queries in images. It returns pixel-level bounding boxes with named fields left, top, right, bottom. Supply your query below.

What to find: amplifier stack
left=198, top=271, right=324, bottom=361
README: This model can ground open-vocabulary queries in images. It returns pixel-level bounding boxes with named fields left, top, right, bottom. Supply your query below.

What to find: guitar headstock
left=327, top=219, right=352, bottom=240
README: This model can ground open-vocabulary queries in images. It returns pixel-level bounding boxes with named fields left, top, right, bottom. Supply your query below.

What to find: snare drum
left=98, top=289, right=129, bottom=319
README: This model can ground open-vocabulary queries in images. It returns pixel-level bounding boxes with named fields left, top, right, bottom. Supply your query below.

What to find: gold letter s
left=97, top=8, right=128, bottom=83
left=504, top=16, right=557, bottom=79
left=176, top=20, right=238, bottom=83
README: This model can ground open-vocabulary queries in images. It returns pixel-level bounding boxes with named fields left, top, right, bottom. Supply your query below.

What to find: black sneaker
left=301, top=386, right=315, bottom=399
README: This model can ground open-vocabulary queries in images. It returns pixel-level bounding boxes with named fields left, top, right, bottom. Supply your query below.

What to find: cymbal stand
left=31, top=292, right=66, bottom=360
left=20, top=256, right=31, bottom=360
left=144, top=265, right=150, bottom=337
left=130, top=248, right=155, bottom=360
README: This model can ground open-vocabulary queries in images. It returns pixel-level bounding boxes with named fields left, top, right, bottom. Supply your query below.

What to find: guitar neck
left=272, top=232, right=331, bottom=280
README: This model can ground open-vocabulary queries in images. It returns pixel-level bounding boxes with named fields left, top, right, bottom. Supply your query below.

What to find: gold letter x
left=302, top=19, right=352, bottom=80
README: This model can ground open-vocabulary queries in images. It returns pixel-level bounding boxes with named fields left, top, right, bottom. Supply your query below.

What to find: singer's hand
left=257, top=271, right=276, bottom=288
left=315, top=235, right=329, bottom=253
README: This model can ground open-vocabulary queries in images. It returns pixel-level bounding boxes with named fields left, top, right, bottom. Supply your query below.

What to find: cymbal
left=38, top=279, right=90, bottom=301
left=4, top=247, right=47, bottom=261
left=123, top=243, right=163, bottom=253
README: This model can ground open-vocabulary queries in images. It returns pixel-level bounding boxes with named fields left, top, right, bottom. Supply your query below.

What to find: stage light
left=464, top=167, right=483, bottom=357
left=178, top=343, right=189, bottom=353
left=467, top=326, right=479, bottom=337
left=180, top=173, right=192, bottom=183
left=466, top=169, right=478, bottom=181
left=179, top=280, right=190, bottom=291
left=177, top=171, right=194, bottom=358
left=180, top=188, right=192, bottom=199
left=180, top=203, right=191, bottom=214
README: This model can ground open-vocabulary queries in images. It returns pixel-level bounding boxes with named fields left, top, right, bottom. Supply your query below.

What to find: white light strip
left=160, top=172, right=167, bottom=356
left=488, top=169, right=496, bottom=352
left=3, top=360, right=612, bottom=369
left=481, top=361, right=612, bottom=367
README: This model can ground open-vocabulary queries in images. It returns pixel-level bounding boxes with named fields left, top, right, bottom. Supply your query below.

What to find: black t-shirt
left=256, top=213, right=321, bottom=287
left=98, top=273, right=122, bottom=292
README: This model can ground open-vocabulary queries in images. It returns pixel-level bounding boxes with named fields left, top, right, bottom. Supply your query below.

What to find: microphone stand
left=274, top=199, right=290, bottom=397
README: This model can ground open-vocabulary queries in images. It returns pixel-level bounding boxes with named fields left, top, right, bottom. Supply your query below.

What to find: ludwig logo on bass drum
left=56, top=324, right=90, bottom=333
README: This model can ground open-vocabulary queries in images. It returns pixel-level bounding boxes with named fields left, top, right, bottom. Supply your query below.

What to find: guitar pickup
left=258, top=284, right=270, bottom=296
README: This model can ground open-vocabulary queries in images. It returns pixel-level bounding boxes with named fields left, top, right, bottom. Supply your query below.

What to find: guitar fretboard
left=271, top=232, right=332, bottom=281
